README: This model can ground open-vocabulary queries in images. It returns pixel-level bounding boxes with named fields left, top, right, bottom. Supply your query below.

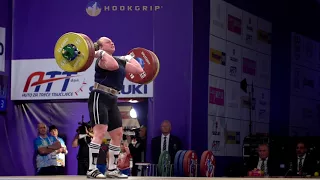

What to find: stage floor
left=0, top=177, right=309, bottom=180
left=0, top=177, right=215, bottom=180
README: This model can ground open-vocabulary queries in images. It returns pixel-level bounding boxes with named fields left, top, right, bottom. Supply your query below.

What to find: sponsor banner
left=257, top=29, right=271, bottom=44
left=11, top=59, right=153, bottom=100
left=210, top=0, right=227, bottom=39
left=225, top=80, right=241, bottom=119
left=208, top=76, right=226, bottom=116
left=226, top=3, right=242, bottom=45
left=0, top=27, right=5, bottom=72
left=226, top=42, right=241, bottom=81
left=209, top=87, right=224, bottom=106
left=225, top=131, right=240, bottom=144
left=228, top=15, right=241, bottom=35
left=256, top=18, right=272, bottom=55
left=208, top=116, right=226, bottom=156
left=209, top=36, right=227, bottom=78
left=242, top=11, right=257, bottom=50
left=243, top=57, right=256, bottom=76
left=209, top=48, right=226, bottom=65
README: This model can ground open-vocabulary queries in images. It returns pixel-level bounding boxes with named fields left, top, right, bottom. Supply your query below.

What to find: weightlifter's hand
left=120, top=54, right=134, bottom=62
left=95, top=50, right=105, bottom=58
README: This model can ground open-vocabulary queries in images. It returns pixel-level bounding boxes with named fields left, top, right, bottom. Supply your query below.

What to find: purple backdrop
left=0, top=0, right=14, bottom=176
left=10, top=0, right=193, bottom=175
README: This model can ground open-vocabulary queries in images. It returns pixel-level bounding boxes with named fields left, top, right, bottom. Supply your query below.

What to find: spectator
left=72, top=125, right=94, bottom=175
left=246, top=144, right=279, bottom=176
left=117, top=141, right=132, bottom=176
left=289, top=142, right=316, bottom=176
left=49, top=125, right=68, bottom=175
left=128, top=125, right=147, bottom=176
left=151, top=120, right=182, bottom=164
left=34, top=123, right=62, bottom=175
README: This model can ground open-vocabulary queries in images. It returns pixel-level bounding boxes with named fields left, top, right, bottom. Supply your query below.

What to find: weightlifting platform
left=0, top=177, right=309, bottom=180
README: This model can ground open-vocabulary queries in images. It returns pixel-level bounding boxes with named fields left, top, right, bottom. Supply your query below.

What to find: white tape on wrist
left=99, top=50, right=106, bottom=57
left=124, top=55, right=133, bottom=61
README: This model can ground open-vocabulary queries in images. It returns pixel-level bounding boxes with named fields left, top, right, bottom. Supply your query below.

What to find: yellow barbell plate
left=54, top=32, right=89, bottom=72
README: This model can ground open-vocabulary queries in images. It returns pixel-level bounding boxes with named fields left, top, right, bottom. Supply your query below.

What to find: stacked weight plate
left=173, top=150, right=198, bottom=177
left=157, top=151, right=171, bottom=176
left=199, top=150, right=216, bottom=177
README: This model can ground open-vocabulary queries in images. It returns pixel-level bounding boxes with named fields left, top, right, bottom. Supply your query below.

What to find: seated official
left=246, top=144, right=279, bottom=176
left=288, top=142, right=316, bottom=176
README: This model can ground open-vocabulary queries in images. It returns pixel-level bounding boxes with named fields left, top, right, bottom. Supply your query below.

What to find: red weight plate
left=146, top=49, right=160, bottom=83
left=200, top=150, right=215, bottom=177
left=77, top=33, right=95, bottom=72
left=183, top=150, right=198, bottom=177
left=126, top=48, right=158, bottom=84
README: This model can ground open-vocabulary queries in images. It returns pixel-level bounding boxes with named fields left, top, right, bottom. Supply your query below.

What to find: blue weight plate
left=174, top=150, right=183, bottom=176
left=179, top=150, right=187, bottom=176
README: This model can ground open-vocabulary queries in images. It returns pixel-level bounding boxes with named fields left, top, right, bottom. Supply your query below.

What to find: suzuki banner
left=11, top=59, right=153, bottom=100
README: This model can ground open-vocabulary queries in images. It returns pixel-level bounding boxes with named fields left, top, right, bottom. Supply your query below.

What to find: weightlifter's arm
left=124, top=56, right=144, bottom=74
left=95, top=50, right=119, bottom=71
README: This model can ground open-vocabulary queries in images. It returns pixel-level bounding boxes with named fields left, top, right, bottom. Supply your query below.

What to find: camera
left=123, top=127, right=141, bottom=140
left=76, top=115, right=91, bottom=135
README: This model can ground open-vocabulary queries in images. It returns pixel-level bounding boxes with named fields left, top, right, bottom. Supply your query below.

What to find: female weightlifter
left=86, top=37, right=143, bottom=179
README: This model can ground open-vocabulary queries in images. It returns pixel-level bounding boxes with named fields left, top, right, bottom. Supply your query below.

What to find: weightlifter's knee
left=108, top=127, right=123, bottom=145
left=92, top=124, right=108, bottom=144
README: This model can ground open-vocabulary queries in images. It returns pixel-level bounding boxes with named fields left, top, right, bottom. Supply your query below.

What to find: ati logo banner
left=210, top=48, right=226, bottom=65
left=23, top=71, right=79, bottom=98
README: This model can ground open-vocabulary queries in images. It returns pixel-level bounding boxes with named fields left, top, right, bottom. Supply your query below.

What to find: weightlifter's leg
left=106, top=105, right=128, bottom=178
left=87, top=91, right=108, bottom=179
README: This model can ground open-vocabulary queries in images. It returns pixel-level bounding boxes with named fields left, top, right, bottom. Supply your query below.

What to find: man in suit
left=246, top=144, right=279, bottom=176
left=151, top=120, right=182, bottom=164
left=289, top=142, right=316, bottom=176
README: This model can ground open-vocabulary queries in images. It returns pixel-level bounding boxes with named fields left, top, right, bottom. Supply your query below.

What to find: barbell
left=53, top=32, right=160, bottom=84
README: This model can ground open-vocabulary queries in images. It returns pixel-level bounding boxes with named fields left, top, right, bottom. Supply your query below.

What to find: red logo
left=23, top=71, right=78, bottom=92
